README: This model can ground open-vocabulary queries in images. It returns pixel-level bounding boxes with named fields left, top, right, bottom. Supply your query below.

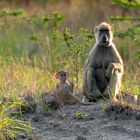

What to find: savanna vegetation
left=0, top=0, right=140, bottom=139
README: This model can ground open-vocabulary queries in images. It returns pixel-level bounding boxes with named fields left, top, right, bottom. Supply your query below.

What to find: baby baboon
left=54, top=71, right=81, bottom=104
left=83, top=22, right=124, bottom=101
left=54, top=71, right=73, bottom=93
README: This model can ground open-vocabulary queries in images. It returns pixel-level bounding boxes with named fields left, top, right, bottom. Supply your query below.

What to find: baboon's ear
left=54, top=72, right=59, bottom=79
left=110, top=26, right=114, bottom=34
left=94, top=26, right=98, bottom=33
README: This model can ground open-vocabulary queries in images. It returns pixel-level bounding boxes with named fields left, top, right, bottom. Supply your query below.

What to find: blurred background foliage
left=0, top=0, right=139, bottom=95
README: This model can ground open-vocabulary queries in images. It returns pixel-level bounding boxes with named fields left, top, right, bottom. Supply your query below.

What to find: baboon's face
left=98, top=29, right=110, bottom=45
left=58, top=72, right=67, bottom=82
left=95, top=22, right=113, bottom=47
left=55, top=71, right=68, bottom=83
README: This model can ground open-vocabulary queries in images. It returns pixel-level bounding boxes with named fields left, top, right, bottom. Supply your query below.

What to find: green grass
left=0, top=100, right=33, bottom=140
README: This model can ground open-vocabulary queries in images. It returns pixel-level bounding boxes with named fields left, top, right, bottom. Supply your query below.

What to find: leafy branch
left=63, top=28, right=93, bottom=87
left=112, top=0, right=140, bottom=8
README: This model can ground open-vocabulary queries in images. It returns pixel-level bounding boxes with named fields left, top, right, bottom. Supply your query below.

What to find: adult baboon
left=83, top=22, right=124, bottom=101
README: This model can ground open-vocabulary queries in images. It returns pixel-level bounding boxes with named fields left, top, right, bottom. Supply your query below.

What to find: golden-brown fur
left=54, top=71, right=81, bottom=104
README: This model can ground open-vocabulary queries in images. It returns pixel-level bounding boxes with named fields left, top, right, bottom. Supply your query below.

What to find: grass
left=0, top=100, right=33, bottom=140
left=105, top=99, right=140, bottom=120
left=75, top=111, right=92, bottom=120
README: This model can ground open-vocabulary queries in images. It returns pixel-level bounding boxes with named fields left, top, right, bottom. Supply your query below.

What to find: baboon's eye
left=106, top=30, right=109, bottom=35
left=60, top=74, right=66, bottom=77
left=99, top=29, right=109, bottom=36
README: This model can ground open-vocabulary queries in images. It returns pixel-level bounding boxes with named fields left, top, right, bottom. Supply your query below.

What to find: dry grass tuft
left=105, top=100, right=140, bottom=120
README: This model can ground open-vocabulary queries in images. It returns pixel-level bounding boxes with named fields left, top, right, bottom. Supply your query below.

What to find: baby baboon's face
left=55, top=71, right=68, bottom=83
left=59, top=72, right=67, bottom=82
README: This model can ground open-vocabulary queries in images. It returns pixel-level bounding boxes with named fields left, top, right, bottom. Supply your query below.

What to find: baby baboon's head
left=54, top=71, right=68, bottom=83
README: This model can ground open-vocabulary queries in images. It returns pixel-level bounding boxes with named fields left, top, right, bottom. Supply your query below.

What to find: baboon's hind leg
left=83, top=69, right=102, bottom=101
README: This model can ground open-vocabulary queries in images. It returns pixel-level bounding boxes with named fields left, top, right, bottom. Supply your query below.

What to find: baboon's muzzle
left=102, top=36, right=108, bottom=45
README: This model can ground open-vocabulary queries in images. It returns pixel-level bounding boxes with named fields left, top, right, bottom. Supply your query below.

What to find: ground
left=18, top=101, right=140, bottom=140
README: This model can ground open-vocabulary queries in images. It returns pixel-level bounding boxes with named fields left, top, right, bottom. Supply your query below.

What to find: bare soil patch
left=18, top=101, right=140, bottom=140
